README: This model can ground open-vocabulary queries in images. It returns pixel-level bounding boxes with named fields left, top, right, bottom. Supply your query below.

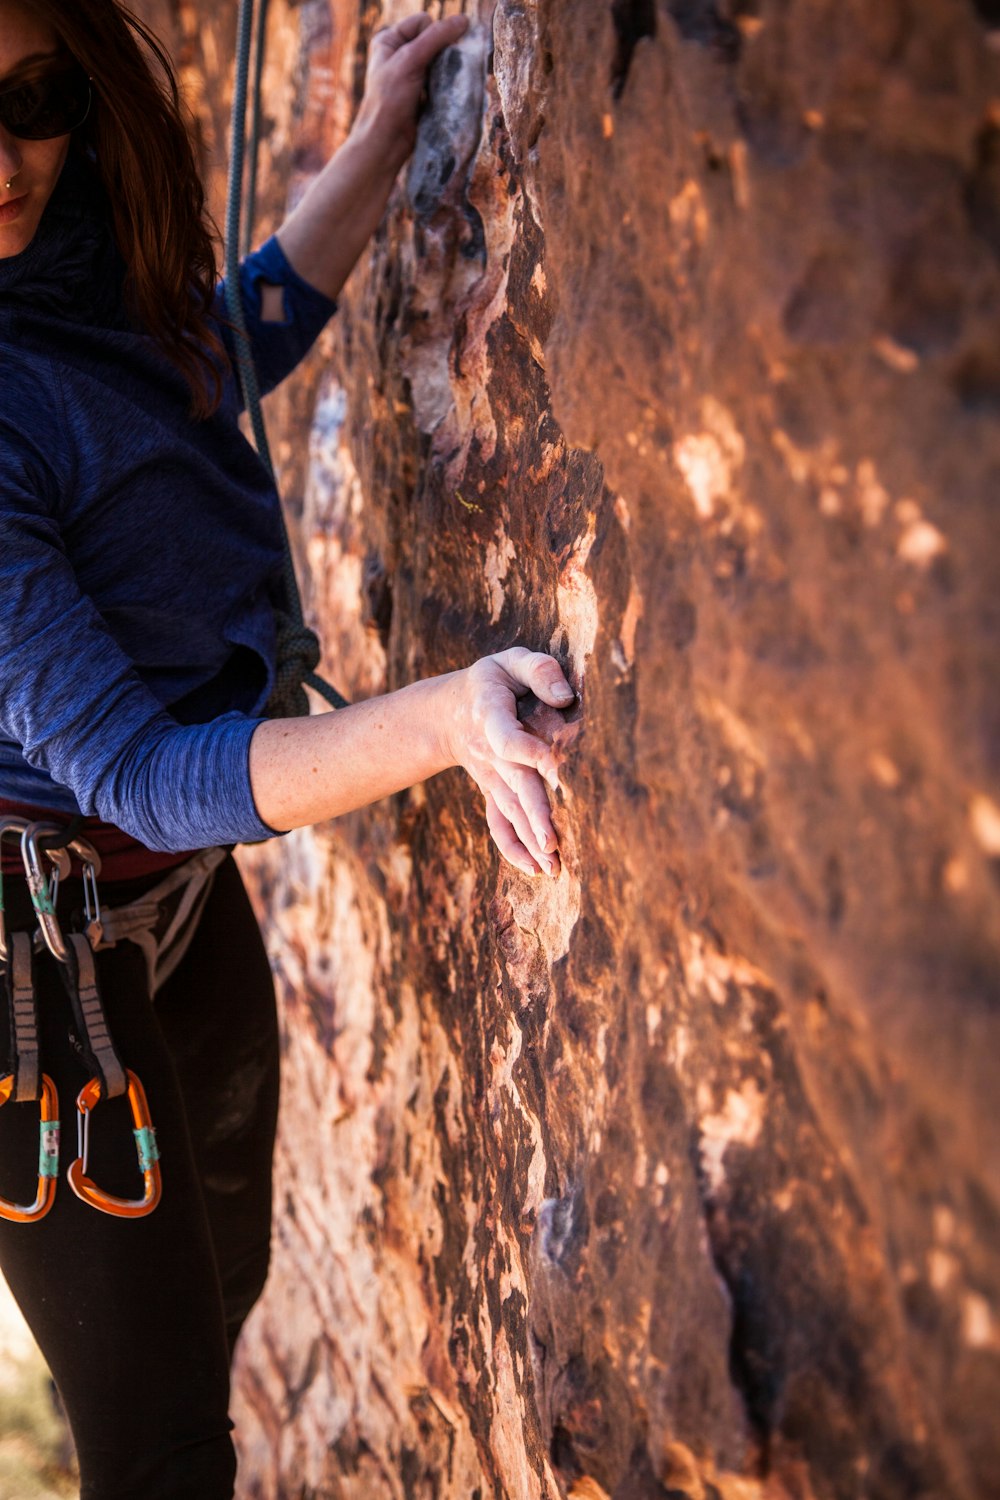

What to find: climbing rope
left=225, top=0, right=349, bottom=716
left=240, top=0, right=270, bottom=261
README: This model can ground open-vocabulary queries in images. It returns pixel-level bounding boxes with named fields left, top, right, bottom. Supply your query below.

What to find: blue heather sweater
left=0, top=149, right=338, bottom=851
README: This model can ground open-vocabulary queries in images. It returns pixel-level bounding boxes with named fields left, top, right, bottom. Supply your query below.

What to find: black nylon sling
left=60, top=932, right=127, bottom=1100
left=4, top=930, right=39, bottom=1102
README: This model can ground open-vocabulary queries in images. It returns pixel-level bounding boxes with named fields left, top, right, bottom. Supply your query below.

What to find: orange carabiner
left=67, top=1069, right=161, bottom=1218
left=0, top=1073, right=60, bottom=1222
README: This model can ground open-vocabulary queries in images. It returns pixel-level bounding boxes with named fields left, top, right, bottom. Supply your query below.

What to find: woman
left=0, top=1, right=573, bottom=1495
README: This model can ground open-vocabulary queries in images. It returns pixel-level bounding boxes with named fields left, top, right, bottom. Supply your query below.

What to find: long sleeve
left=214, top=235, right=338, bottom=401
left=0, top=419, right=277, bottom=852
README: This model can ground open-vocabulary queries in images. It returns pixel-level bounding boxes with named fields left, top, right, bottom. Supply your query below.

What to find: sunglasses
left=0, top=61, right=92, bottom=142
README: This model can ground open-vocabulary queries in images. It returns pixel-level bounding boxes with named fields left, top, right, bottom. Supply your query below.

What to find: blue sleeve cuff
left=248, top=234, right=339, bottom=326
left=89, top=713, right=280, bottom=853
left=238, top=236, right=337, bottom=396
left=215, top=237, right=338, bottom=400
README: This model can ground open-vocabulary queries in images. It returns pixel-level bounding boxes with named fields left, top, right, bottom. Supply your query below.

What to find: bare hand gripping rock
left=407, top=21, right=488, bottom=254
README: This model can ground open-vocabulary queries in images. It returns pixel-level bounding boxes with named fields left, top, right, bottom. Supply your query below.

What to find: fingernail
left=553, top=685, right=574, bottom=702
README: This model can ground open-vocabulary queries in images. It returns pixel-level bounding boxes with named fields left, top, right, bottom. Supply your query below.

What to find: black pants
left=0, top=855, right=279, bottom=1499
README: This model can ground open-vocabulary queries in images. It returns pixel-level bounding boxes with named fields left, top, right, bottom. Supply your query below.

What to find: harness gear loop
left=226, top=0, right=348, bottom=717
left=0, top=1073, right=59, bottom=1223
left=67, top=1068, right=161, bottom=1219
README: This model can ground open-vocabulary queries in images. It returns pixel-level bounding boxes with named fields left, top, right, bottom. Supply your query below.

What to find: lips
left=0, top=194, right=28, bottom=224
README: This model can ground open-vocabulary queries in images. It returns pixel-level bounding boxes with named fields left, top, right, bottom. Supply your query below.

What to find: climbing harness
left=95, top=845, right=227, bottom=999
left=226, top=0, right=349, bottom=719
left=0, top=819, right=181, bottom=1221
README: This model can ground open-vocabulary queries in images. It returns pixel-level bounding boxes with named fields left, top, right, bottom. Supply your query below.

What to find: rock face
left=142, top=2, right=1000, bottom=1496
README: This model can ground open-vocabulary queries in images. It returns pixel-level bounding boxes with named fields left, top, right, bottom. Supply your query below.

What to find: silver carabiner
left=0, top=814, right=30, bottom=964
left=20, top=822, right=72, bottom=964
left=66, top=837, right=103, bottom=949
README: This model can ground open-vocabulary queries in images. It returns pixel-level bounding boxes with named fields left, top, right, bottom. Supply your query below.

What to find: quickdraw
left=0, top=813, right=56, bottom=1221
left=0, top=821, right=162, bottom=1222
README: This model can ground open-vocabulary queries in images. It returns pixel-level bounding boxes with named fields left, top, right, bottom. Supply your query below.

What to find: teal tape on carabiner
left=133, top=1126, right=160, bottom=1172
left=39, top=1122, right=60, bottom=1178
left=30, top=886, right=56, bottom=918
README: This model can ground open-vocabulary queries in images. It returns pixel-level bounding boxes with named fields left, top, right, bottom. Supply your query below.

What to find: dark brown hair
left=27, top=0, right=226, bottom=418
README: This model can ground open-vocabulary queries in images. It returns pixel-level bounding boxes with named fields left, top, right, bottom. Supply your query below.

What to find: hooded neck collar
left=0, top=147, right=129, bottom=330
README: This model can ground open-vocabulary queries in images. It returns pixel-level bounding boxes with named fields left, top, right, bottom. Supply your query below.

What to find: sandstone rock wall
left=142, top=2, right=1000, bottom=1496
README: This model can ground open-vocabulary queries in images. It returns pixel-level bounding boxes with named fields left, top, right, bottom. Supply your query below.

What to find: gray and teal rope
left=225, top=0, right=348, bottom=717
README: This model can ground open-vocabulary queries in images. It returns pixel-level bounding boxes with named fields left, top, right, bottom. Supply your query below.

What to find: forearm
left=275, top=120, right=406, bottom=302
left=248, top=670, right=460, bottom=832
left=275, top=11, right=469, bottom=300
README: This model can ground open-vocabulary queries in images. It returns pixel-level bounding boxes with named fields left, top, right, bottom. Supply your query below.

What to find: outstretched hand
left=356, top=12, right=470, bottom=166
left=249, top=645, right=577, bottom=862
left=446, top=649, right=576, bottom=879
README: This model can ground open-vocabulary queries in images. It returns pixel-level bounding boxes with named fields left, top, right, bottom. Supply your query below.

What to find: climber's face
left=0, top=1, right=77, bottom=258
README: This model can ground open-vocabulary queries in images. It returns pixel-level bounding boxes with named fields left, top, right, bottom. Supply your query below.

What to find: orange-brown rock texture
left=140, top=2, right=1000, bottom=1496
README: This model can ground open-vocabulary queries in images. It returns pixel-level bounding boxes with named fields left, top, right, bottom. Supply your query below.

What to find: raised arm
left=275, top=13, right=469, bottom=300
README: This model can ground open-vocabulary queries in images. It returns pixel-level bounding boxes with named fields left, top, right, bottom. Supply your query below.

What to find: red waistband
left=0, top=799, right=197, bottom=884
